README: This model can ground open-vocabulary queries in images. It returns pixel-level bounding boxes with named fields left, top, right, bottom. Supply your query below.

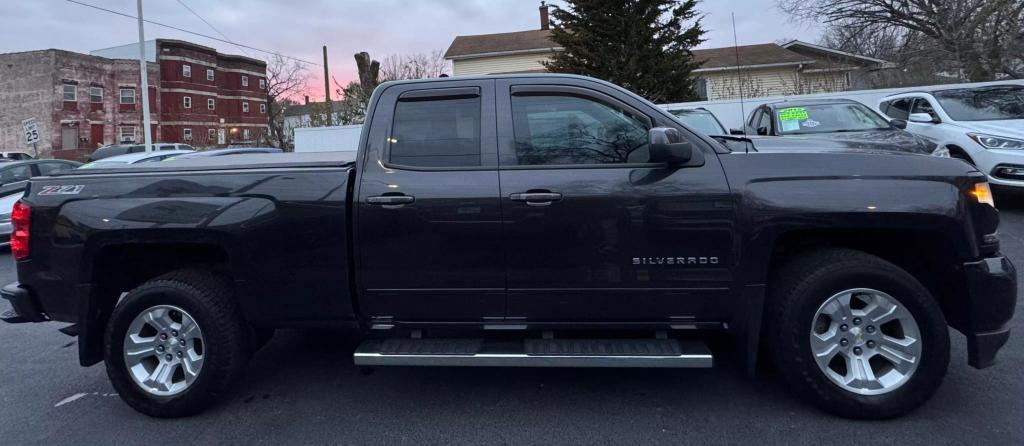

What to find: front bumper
left=961, top=256, right=1017, bottom=368
left=0, top=282, right=47, bottom=324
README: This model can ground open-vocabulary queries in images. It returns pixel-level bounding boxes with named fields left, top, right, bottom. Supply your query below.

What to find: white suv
left=879, top=85, right=1024, bottom=189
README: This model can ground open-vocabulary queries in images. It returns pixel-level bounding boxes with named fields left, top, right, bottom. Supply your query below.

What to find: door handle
left=509, top=192, right=562, bottom=206
left=367, top=195, right=415, bottom=205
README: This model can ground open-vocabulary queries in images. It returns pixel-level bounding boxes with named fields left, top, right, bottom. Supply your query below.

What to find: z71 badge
left=38, top=185, right=84, bottom=196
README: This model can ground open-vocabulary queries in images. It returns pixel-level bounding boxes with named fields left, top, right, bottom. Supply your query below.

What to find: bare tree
left=264, top=54, right=311, bottom=150
left=331, top=51, right=450, bottom=125
left=776, top=0, right=1024, bottom=81
left=380, top=51, right=450, bottom=81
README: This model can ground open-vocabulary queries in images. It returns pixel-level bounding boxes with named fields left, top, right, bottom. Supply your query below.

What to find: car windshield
left=774, top=103, right=892, bottom=135
left=933, top=87, right=1024, bottom=121
left=671, top=110, right=726, bottom=135
left=79, top=160, right=128, bottom=169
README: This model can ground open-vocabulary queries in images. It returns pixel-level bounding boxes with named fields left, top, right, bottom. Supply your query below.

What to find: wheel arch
left=78, top=240, right=237, bottom=366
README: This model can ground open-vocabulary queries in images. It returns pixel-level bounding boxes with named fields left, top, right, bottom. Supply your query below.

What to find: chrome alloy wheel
left=810, top=288, right=922, bottom=396
left=123, top=305, right=205, bottom=396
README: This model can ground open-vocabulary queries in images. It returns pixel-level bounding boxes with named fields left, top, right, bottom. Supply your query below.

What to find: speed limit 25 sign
left=22, top=118, right=40, bottom=145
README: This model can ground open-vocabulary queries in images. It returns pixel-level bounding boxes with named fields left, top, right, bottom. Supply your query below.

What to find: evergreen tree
left=544, top=0, right=707, bottom=103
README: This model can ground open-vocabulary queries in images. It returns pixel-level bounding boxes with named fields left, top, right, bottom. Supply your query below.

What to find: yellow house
left=443, top=5, right=892, bottom=101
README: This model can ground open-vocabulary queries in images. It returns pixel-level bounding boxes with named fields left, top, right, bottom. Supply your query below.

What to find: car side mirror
left=648, top=127, right=693, bottom=165
left=908, top=113, right=936, bottom=124
left=729, top=128, right=745, bottom=135
left=891, top=119, right=908, bottom=129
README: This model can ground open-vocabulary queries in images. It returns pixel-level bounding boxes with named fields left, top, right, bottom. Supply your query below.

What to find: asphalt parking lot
left=1, top=202, right=1023, bottom=445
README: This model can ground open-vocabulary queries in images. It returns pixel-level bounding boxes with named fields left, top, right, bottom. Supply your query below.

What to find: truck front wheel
left=104, top=270, right=249, bottom=417
left=769, top=249, right=950, bottom=419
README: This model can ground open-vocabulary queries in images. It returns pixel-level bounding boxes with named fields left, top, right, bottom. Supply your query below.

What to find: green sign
left=779, top=107, right=809, bottom=121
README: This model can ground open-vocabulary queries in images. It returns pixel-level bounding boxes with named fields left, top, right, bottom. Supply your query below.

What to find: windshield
left=933, top=87, right=1024, bottom=121
left=79, top=160, right=128, bottom=169
left=774, top=103, right=892, bottom=135
left=671, top=110, right=726, bottom=135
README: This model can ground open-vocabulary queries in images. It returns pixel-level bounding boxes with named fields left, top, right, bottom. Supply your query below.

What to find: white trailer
left=293, top=125, right=363, bottom=153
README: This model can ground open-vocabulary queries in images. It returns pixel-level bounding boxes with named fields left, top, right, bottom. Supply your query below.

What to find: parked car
left=880, top=85, right=1024, bottom=189
left=168, top=147, right=283, bottom=159
left=79, top=150, right=196, bottom=169
left=0, top=159, right=81, bottom=246
left=745, top=99, right=947, bottom=156
left=0, top=151, right=34, bottom=161
left=1, top=74, right=1013, bottom=420
left=669, top=108, right=729, bottom=135
left=88, top=143, right=196, bottom=162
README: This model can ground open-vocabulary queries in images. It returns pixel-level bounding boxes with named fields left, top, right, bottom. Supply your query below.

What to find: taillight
left=11, top=200, right=30, bottom=261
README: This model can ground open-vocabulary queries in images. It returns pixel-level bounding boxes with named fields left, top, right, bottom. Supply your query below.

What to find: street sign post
left=22, top=118, right=40, bottom=157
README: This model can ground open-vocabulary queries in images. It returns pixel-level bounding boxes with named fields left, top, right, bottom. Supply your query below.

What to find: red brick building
left=0, top=39, right=268, bottom=160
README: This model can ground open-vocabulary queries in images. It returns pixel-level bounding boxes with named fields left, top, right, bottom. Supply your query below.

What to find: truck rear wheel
left=104, top=270, right=249, bottom=417
left=768, top=249, right=950, bottom=419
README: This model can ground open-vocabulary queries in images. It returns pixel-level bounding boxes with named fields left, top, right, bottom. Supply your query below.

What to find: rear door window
left=884, top=98, right=911, bottom=120
left=1, top=165, right=31, bottom=184
left=36, top=162, right=76, bottom=175
left=389, top=94, right=481, bottom=168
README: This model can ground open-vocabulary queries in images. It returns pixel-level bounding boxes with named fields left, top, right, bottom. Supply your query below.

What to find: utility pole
left=323, top=45, right=330, bottom=103
left=322, top=45, right=331, bottom=125
left=136, top=0, right=154, bottom=152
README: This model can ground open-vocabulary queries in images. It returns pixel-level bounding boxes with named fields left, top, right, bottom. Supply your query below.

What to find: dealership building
left=0, top=39, right=268, bottom=160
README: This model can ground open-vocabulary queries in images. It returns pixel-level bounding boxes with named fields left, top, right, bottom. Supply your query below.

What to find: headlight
left=968, top=133, right=1024, bottom=149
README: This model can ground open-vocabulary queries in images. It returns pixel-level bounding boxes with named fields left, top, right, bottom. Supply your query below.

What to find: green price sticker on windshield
left=779, top=107, right=809, bottom=121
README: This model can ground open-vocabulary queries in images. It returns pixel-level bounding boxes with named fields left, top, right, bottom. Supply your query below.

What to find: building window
left=120, top=88, right=136, bottom=104
left=242, top=102, right=250, bottom=113
left=243, top=128, right=251, bottom=140
left=184, top=96, right=192, bottom=109
left=207, top=69, right=214, bottom=81
left=208, top=128, right=217, bottom=142
left=63, top=84, right=77, bottom=101
left=119, top=126, right=136, bottom=143
left=207, top=98, right=215, bottom=110
left=183, top=128, right=193, bottom=141
left=241, top=75, right=249, bottom=87
left=183, top=64, right=191, bottom=78
left=260, top=103, right=266, bottom=114
left=259, top=78, right=266, bottom=90
left=89, top=87, right=103, bottom=102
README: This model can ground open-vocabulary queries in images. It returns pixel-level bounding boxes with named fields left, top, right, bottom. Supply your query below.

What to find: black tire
left=768, top=249, right=950, bottom=419
left=104, top=270, right=249, bottom=418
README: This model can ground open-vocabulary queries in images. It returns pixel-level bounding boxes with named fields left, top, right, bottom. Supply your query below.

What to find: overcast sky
left=1, top=0, right=820, bottom=99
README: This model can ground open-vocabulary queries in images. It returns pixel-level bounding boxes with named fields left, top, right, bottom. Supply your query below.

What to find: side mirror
left=891, top=119, right=908, bottom=129
left=729, top=128, right=745, bottom=135
left=908, top=113, right=936, bottom=124
left=648, top=127, right=693, bottom=165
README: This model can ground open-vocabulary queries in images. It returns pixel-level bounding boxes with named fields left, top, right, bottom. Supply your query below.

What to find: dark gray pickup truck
left=1, top=74, right=1015, bottom=419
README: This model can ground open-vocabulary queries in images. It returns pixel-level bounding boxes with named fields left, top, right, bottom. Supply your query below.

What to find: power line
left=65, top=0, right=320, bottom=66
left=174, top=0, right=250, bottom=57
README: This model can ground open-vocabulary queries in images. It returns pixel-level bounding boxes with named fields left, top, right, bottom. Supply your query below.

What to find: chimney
left=304, top=95, right=309, bottom=105
left=539, top=1, right=549, bottom=30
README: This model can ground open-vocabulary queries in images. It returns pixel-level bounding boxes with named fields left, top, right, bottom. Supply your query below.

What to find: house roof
left=444, top=29, right=560, bottom=59
left=780, top=40, right=891, bottom=66
left=691, top=44, right=814, bottom=71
